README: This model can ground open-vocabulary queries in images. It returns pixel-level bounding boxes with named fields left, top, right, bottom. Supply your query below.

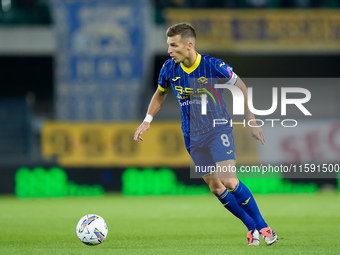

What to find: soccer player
left=134, top=23, right=278, bottom=246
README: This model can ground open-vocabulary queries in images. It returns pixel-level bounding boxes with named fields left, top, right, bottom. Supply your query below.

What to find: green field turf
left=1, top=192, right=340, bottom=255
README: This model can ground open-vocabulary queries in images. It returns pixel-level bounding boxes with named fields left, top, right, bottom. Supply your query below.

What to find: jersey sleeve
left=157, top=63, right=171, bottom=92
left=215, top=59, right=238, bottom=85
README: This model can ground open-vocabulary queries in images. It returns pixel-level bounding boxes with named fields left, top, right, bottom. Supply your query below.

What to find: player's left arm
left=235, top=78, right=266, bottom=145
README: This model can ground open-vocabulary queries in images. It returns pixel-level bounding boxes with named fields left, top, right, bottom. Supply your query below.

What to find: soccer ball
left=76, top=214, right=108, bottom=245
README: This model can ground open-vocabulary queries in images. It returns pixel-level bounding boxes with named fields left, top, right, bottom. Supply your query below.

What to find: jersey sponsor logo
left=241, top=196, right=251, bottom=205
left=197, top=77, right=223, bottom=106
left=173, top=76, right=224, bottom=107
left=174, top=83, right=208, bottom=100
left=178, top=99, right=201, bottom=107
left=174, top=86, right=198, bottom=100
left=202, top=84, right=223, bottom=106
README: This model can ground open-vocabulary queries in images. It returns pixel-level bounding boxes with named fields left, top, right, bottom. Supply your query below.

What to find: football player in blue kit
left=134, top=23, right=278, bottom=246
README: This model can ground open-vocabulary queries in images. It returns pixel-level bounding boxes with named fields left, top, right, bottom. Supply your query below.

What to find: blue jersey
left=158, top=53, right=238, bottom=137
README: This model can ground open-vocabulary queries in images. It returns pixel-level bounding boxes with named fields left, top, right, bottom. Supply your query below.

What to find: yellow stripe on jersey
left=180, top=53, right=201, bottom=74
left=158, top=84, right=170, bottom=92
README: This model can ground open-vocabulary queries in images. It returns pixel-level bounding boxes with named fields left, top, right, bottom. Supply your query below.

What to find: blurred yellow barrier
left=42, top=122, right=259, bottom=167
left=165, top=9, right=340, bottom=52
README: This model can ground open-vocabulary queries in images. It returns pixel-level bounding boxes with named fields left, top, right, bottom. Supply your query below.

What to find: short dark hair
left=166, top=23, right=196, bottom=40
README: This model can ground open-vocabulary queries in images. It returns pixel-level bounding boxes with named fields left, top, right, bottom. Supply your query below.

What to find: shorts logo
left=226, top=150, right=233, bottom=154
left=219, top=62, right=225, bottom=67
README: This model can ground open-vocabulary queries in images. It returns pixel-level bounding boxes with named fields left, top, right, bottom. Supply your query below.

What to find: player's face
left=167, top=35, right=190, bottom=63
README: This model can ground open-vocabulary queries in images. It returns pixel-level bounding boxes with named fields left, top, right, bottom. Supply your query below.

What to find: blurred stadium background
left=0, top=0, right=340, bottom=198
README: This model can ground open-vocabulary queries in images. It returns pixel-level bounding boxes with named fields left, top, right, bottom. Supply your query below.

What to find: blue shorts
left=184, top=126, right=236, bottom=177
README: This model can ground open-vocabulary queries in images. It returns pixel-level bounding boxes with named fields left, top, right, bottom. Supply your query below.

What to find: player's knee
left=208, top=184, right=225, bottom=196
left=221, top=178, right=238, bottom=190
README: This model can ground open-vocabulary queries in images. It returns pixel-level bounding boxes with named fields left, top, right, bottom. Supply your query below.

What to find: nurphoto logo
left=200, top=85, right=312, bottom=128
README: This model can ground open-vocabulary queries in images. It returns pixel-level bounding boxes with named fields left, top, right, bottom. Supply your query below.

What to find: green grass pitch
left=1, top=192, right=339, bottom=255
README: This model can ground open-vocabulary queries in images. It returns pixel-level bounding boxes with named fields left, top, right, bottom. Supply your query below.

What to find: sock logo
left=223, top=202, right=230, bottom=206
left=241, top=196, right=251, bottom=205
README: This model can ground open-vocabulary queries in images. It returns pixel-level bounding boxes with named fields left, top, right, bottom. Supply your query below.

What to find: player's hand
left=249, top=125, right=266, bottom=145
left=133, top=121, right=150, bottom=142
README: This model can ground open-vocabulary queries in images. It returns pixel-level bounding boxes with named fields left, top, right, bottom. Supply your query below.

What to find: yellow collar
left=180, top=53, right=201, bottom=74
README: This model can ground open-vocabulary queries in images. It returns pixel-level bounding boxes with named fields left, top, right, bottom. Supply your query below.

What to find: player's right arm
left=133, top=87, right=168, bottom=142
